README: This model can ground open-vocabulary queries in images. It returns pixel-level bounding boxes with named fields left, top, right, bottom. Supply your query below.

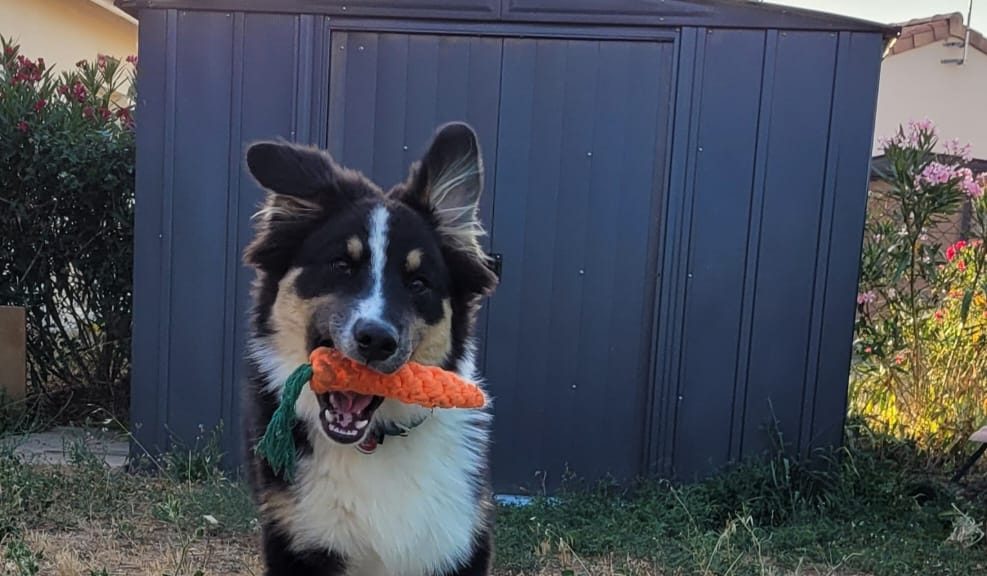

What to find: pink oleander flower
left=918, top=162, right=955, bottom=186
left=909, top=118, right=935, bottom=135
left=857, top=291, right=877, bottom=305
left=966, top=172, right=987, bottom=199
left=945, top=138, right=974, bottom=163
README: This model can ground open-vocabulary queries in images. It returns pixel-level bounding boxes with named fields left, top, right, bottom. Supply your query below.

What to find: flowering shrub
left=0, top=37, right=136, bottom=420
left=853, top=120, right=987, bottom=453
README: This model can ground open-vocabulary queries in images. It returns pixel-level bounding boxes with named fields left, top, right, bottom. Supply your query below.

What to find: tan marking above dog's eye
left=405, top=248, right=423, bottom=272
left=347, top=236, right=363, bottom=260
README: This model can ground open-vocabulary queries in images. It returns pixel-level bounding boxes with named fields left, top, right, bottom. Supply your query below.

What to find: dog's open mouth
left=316, top=391, right=384, bottom=444
left=311, top=339, right=385, bottom=444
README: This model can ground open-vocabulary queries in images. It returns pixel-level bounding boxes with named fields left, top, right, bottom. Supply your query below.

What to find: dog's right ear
left=244, top=141, right=344, bottom=273
left=246, top=140, right=338, bottom=201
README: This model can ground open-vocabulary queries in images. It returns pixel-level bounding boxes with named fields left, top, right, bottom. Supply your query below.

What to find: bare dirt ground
left=20, top=527, right=263, bottom=576
left=15, top=527, right=663, bottom=576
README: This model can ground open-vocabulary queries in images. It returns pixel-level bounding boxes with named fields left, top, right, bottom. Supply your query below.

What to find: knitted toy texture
left=309, top=347, right=486, bottom=409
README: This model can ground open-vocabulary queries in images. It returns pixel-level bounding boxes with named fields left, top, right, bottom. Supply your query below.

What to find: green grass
left=494, top=425, right=987, bottom=575
left=1, top=422, right=985, bottom=575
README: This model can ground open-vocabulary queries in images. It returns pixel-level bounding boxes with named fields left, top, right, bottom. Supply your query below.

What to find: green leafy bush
left=0, top=37, right=135, bottom=421
left=853, top=120, right=987, bottom=453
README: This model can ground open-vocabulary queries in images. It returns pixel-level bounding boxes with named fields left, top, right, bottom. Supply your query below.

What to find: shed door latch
left=487, top=252, right=503, bottom=280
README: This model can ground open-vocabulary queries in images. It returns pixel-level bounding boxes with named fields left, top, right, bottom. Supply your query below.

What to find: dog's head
left=244, top=122, right=497, bottom=445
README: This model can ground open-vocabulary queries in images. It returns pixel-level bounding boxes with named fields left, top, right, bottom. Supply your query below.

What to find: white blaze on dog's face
left=243, top=123, right=497, bottom=446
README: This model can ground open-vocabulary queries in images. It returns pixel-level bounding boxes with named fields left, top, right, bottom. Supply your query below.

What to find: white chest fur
left=281, top=388, right=491, bottom=576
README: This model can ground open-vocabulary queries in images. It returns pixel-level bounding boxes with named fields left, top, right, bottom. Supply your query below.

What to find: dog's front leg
left=261, top=523, right=347, bottom=576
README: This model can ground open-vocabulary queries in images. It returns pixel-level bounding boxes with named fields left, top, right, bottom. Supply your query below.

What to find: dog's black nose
left=353, top=319, right=399, bottom=364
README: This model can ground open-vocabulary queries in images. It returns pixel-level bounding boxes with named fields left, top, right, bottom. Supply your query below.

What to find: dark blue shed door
left=485, top=39, right=673, bottom=491
left=326, top=31, right=673, bottom=491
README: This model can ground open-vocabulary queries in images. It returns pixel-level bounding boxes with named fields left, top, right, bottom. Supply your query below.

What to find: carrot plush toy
left=256, top=347, right=486, bottom=478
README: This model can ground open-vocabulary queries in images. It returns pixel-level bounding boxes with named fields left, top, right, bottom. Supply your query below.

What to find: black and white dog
left=241, top=123, right=499, bottom=576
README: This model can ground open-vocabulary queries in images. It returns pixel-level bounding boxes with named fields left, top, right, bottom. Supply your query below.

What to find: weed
left=162, top=425, right=228, bottom=484
left=0, top=392, right=48, bottom=438
left=2, top=535, right=43, bottom=576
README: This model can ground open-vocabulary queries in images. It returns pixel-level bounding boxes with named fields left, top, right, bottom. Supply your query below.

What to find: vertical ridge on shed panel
left=130, top=8, right=170, bottom=451
left=640, top=40, right=675, bottom=475
left=340, top=33, right=381, bottom=175
left=672, top=28, right=765, bottom=479
left=293, top=15, right=313, bottom=143
left=327, top=31, right=348, bottom=161
left=550, top=40, right=598, bottom=469
left=167, top=11, right=234, bottom=441
left=313, top=18, right=330, bottom=149
left=516, top=39, right=566, bottom=470
left=798, top=31, right=844, bottom=456
left=466, top=37, right=503, bottom=247
left=484, top=37, right=535, bottom=489
left=220, top=12, right=245, bottom=459
left=465, top=37, right=505, bottom=375
left=649, top=27, right=698, bottom=476
left=371, top=34, right=411, bottom=187
left=435, top=38, right=471, bottom=124
left=742, top=31, right=838, bottom=459
left=156, top=9, right=179, bottom=452
left=730, top=30, right=777, bottom=462
left=604, top=41, right=668, bottom=478
left=227, top=13, right=300, bottom=467
left=401, top=35, right=441, bottom=167
left=809, top=32, right=883, bottom=452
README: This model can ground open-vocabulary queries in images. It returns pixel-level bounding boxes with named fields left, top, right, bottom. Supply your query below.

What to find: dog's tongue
left=330, top=391, right=373, bottom=414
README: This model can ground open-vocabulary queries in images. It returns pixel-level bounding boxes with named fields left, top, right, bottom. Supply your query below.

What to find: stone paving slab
left=1, top=426, right=130, bottom=469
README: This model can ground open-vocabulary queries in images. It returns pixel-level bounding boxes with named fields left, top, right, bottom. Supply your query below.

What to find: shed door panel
left=326, top=31, right=502, bottom=369
left=485, top=39, right=673, bottom=491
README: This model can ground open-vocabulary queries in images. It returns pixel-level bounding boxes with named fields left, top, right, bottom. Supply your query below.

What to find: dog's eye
left=408, top=277, right=430, bottom=294
left=330, top=258, right=353, bottom=275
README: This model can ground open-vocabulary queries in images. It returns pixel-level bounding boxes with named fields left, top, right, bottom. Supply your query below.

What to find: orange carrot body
left=308, top=347, right=486, bottom=409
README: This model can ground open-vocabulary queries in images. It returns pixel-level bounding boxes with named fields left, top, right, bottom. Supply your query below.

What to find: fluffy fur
left=242, top=123, right=499, bottom=576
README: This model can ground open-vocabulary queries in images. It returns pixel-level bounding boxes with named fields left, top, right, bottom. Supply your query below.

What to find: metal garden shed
left=118, top=0, right=894, bottom=492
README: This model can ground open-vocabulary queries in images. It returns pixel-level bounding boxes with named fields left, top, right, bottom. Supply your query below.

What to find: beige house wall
left=873, top=41, right=987, bottom=156
left=0, top=0, right=137, bottom=74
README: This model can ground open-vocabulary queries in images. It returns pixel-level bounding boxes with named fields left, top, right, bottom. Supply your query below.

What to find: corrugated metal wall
left=652, top=28, right=882, bottom=479
left=130, top=6, right=883, bottom=491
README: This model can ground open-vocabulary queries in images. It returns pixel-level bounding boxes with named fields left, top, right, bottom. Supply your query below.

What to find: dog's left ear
left=408, top=123, right=485, bottom=250
left=402, top=122, right=497, bottom=296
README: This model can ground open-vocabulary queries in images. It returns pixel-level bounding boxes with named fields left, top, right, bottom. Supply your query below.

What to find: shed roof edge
left=114, top=0, right=898, bottom=36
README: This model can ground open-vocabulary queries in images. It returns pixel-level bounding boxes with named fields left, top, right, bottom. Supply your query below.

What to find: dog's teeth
left=356, top=420, right=368, bottom=430
left=325, top=409, right=334, bottom=423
